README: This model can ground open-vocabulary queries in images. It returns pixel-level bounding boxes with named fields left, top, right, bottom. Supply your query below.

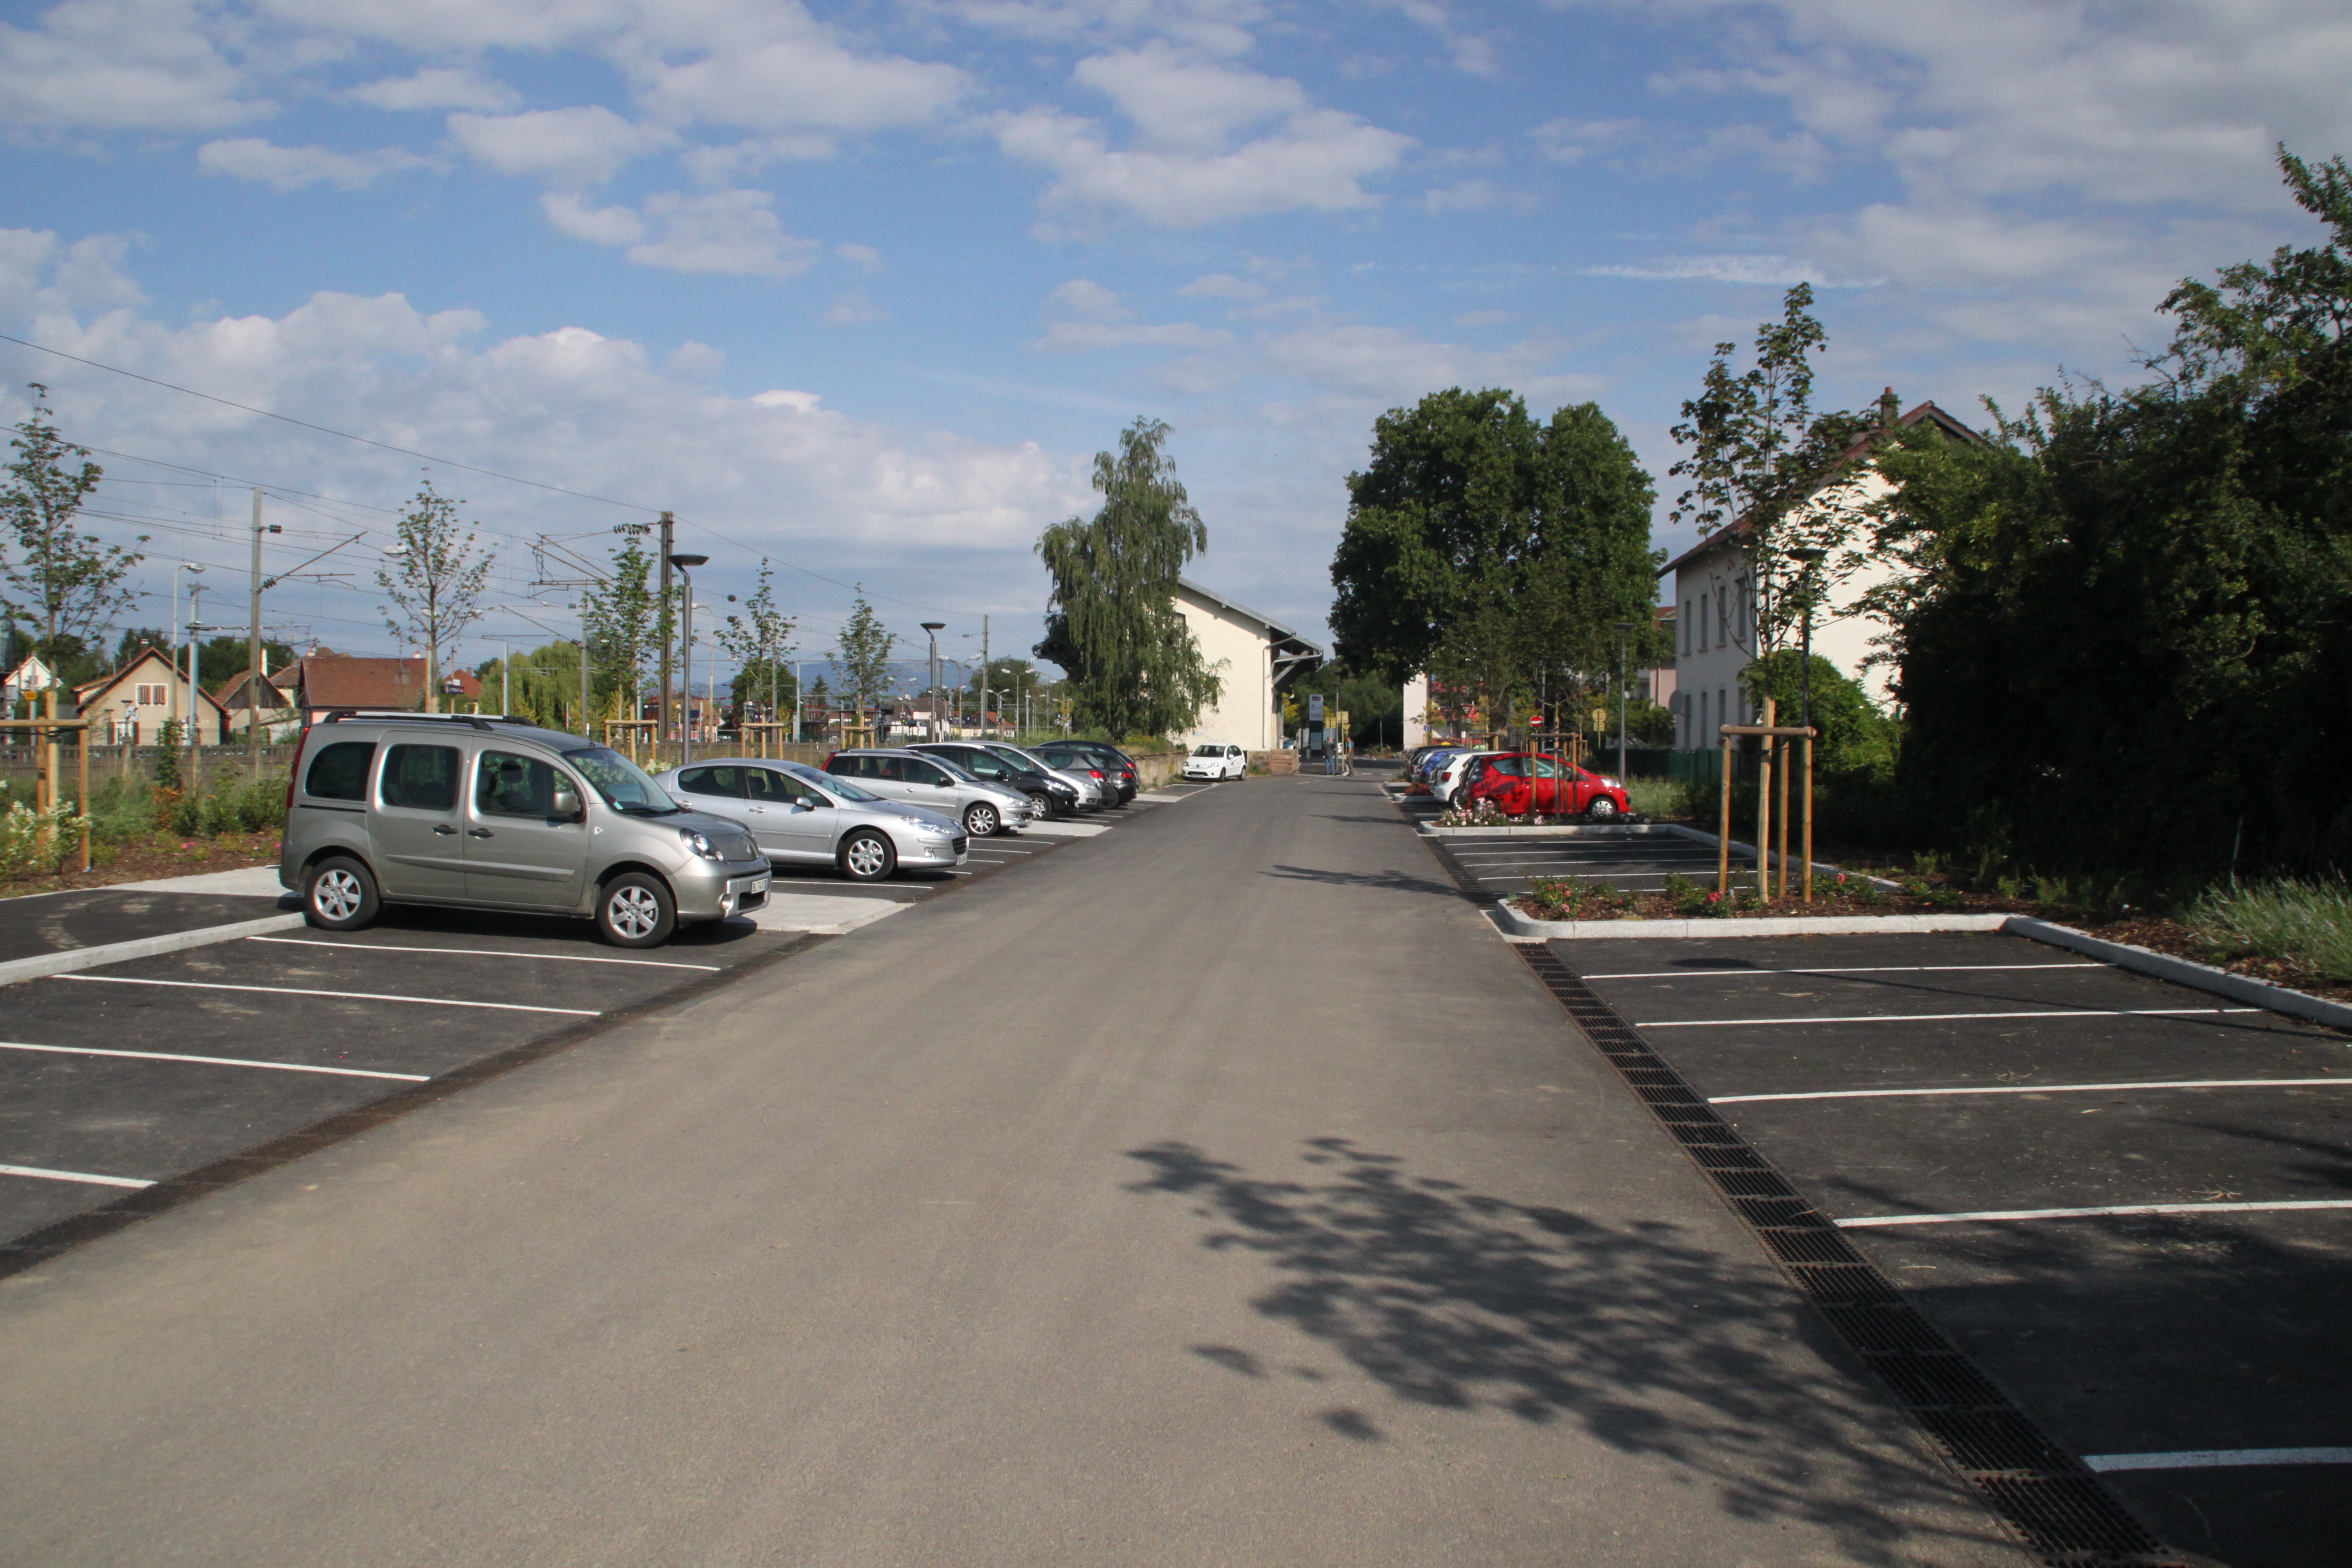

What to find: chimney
left=1878, top=386, right=1900, bottom=432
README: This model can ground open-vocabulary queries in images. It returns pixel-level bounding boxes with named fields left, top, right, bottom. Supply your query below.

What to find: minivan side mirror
left=551, top=785, right=582, bottom=820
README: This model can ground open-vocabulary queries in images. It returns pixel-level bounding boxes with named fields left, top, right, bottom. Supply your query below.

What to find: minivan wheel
left=598, top=872, right=676, bottom=948
left=964, top=800, right=1001, bottom=838
left=840, top=829, right=896, bottom=882
left=304, top=855, right=380, bottom=931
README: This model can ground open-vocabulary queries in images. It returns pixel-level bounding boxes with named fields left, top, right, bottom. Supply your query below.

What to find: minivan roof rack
left=314, top=708, right=532, bottom=731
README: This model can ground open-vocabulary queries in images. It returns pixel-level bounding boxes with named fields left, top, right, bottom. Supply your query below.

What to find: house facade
left=1662, top=398, right=1979, bottom=750
left=74, top=647, right=232, bottom=743
left=1172, top=578, right=1322, bottom=752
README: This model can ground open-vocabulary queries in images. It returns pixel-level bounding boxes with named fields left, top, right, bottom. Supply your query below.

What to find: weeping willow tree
left=1035, top=418, right=1222, bottom=740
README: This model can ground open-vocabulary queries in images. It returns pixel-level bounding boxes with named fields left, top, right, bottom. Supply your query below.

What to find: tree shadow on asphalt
left=1124, top=1136, right=2010, bottom=1565
left=1261, top=864, right=1469, bottom=900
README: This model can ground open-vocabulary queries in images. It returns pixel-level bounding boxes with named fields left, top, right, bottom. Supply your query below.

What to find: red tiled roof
left=295, top=656, right=428, bottom=710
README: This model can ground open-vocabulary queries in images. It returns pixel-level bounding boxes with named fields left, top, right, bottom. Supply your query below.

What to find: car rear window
left=676, top=765, right=745, bottom=798
left=304, top=740, right=375, bottom=801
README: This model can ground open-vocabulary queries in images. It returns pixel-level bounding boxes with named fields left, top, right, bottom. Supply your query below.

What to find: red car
left=1465, top=753, right=1631, bottom=819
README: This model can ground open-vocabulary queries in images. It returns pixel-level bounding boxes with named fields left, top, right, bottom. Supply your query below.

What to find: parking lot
left=0, top=782, right=1207, bottom=1271
left=1544, top=928, right=2352, bottom=1567
left=1432, top=825, right=1737, bottom=900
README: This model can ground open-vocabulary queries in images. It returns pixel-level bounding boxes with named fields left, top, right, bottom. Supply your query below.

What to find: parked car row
left=278, top=711, right=1160, bottom=951
left=1399, top=742, right=1630, bottom=819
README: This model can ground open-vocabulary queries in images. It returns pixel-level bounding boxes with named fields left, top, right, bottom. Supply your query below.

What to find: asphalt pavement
left=0, top=775, right=2021, bottom=1567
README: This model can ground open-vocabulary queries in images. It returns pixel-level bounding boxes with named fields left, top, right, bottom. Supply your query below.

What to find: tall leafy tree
left=1870, top=147, right=2352, bottom=874
left=1329, top=389, right=1659, bottom=739
left=834, top=589, right=895, bottom=732
left=1668, top=287, right=1871, bottom=665
left=0, top=384, right=143, bottom=666
left=1035, top=417, right=1221, bottom=739
left=716, top=559, right=797, bottom=725
left=377, top=478, right=492, bottom=713
left=579, top=536, right=661, bottom=723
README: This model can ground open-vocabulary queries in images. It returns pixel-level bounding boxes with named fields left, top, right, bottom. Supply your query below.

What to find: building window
left=1681, top=599, right=1691, bottom=655
left=1698, top=592, right=1709, bottom=651
left=135, top=683, right=164, bottom=705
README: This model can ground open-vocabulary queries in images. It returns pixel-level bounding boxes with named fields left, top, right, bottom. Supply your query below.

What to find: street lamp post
left=668, top=554, right=708, bottom=765
left=921, top=622, right=945, bottom=743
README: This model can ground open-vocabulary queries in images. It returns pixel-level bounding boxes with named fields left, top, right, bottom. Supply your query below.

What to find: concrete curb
left=1424, top=822, right=1681, bottom=839
left=2004, top=916, right=2352, bottom=1032
left=0, top=913, right=307, bottom=987
left=1492, top=902, right=2014, bottom=940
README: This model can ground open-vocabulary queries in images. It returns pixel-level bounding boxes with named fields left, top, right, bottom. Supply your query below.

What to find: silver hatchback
left=655, top=758, right=969, bottom=881
left=278, top=711, right=771, bottom=948
left=822, top=748, right=1034, bottom=837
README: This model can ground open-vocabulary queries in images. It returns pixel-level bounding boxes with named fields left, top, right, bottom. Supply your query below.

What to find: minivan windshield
left=564, top=747, right=680, bottom=814
left=783, top=762, right=879, bottom=803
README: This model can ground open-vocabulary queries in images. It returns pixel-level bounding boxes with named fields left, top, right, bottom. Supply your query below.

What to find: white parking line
left=1838, top=1198, right=2352, bottom=1228
left=1478, top=874, right=1688, bottom=884
left=1713, top=1077, right=2352, bottom=1104
left=972, top=844, right=1038, bottom=853
left=2084, top=1448, right=2352, bottom=1472
left=54, top=975, right=599, bottom=1016
left=0, top=1162, right=152, bottom=1189
left=0, top=1039, right=429, bottom=1082
left=249, top=937, right=719, bottom=971
left=1641, top=1006, right=2263, bottom=1029
left=1586, top=962, right=2105, bottom=981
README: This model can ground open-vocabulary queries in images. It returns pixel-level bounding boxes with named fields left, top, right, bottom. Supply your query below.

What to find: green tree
left=1035, top=417, right=1222, bottom=740
left=1329, top=389, right=1659, bottom=740
left=1868, top=146, right=2352, bottom=874
left=377, top=479, right=492, bottom=714
left=477, top=641, right=588, bottom=730
left=0, top=384, right=142, bottom=663
left=717, top=559, right=797, bottom=727
left=1668, top=287, right=1872, bottom=666
left=834, top=590, right=895, bottom=732
left=198, top=634, right=295, bottom=689
left=579, top=536, right=661, bottom=723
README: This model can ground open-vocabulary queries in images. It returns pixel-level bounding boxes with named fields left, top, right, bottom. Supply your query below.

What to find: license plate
left=741, top=878, right=769, bottom=895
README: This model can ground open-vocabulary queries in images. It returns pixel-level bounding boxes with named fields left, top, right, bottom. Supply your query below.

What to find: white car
left=1184, top=742, right=1247, bottom=781
left=1431, top=749, right=1502, bottom=807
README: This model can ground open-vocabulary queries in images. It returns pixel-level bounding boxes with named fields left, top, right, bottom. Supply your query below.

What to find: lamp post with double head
left=667, top=554, right=708, bottom=765
left=921, top=622, right=945, bottom=742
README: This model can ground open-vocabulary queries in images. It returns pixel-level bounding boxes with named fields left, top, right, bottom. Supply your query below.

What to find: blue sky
left=3, top=0, right=2347, bottom=683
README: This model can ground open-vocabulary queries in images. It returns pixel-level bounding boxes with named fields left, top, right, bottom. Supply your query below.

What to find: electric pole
left=922, top=622, right=945, bottom=742
left=247, top=487, right=265, bottom=771
left=657, top=510, right=675, bottom=758
left=980, top=614, right=990, bottom=740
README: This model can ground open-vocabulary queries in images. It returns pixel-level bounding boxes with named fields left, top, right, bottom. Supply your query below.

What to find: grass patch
left=1623, top=779, right=1692, bottom=818
left=2186, top=877, right=2352, bottom=981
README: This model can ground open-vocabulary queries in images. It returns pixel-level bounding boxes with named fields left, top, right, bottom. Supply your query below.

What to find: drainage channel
left=1398, top=818, right=2185, bottom=1567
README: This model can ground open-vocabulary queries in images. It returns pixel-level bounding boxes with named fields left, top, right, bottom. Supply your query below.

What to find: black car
left=1032, top=740, right=1139, bottom=805
left=908, top=742, right=1081, bottom=819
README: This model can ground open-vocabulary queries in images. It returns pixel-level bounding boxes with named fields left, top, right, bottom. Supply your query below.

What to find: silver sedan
left=655, top=759, right=969, bottom=882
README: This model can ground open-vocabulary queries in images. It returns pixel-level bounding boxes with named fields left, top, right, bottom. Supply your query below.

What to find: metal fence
left=1593, top=745, right=1724, bottom=787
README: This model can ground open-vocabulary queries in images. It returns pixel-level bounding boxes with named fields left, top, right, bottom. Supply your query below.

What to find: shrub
left=1522, top=877, right=1634, bottom=921
left=0, top=800, right=93, bottom=881
left=2186, top=878, right=2352, bottom=981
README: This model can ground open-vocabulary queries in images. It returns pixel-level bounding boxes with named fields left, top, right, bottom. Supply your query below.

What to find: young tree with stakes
left=834, top=590, right=894, bottom=740
left=717, top=559, right=796, bottom=730
left=378, top=479, right=492, bottom=714
left=579, top=536, right=662, bottom=728
left=1035, top=417, right=1221, bottom=740
left=0, top=384, right=143, bottom=673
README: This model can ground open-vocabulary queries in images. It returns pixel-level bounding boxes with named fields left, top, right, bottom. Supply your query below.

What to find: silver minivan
left=279, top=711, right=771, bottom=948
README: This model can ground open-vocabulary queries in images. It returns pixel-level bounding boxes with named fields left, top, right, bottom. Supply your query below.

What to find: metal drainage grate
left=1507, top=945, right=2184, bottom=1568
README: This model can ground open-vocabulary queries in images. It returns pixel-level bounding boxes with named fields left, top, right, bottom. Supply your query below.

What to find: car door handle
left=467, top=828, right=493, bottom=838
left=433, top=824, right=458, bottom=835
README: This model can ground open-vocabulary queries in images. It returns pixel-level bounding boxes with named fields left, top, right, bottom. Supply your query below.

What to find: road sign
left=1308, top=693, right=1325, bottom=723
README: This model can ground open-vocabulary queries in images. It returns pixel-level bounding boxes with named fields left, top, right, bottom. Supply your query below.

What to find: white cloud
left=823, top=291, right=888, bottom=326
left=344, top=67, right=519, bottom=112
left=0, top=0, right=259, bottom=132
left=1178, top=272, right=1264, bottom=302
left=0, top=228, right=145, bottom=326
left=1030, top=275, right=1227, bottom=350
left=624, top=189, right=816, bottom=278
left=836, top=243, right=883, bottom=272
left=448, top=106, right=670, bottom=189
left=1585, top=253, right=1880, bottom=287
left=1529, top=116, right=1638, bottom=165
left=937, top=0, right=1266, bottom=57
left=1047, top=278, right=1127, bottom=318
left=679, top=134, right=836, bottom=185
left=198, top=138, right=434, bottom=192
left=1072, top=45, right=1302, bottom=153
left=0, top=242, right=1092, bottom=631
left=621, top=3, right=964, bottom=132
left=541, top=192, right=645, bottom=246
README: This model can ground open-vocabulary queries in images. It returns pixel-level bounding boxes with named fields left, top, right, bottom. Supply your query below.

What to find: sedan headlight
left=678, top=828, right=723, bottom=860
